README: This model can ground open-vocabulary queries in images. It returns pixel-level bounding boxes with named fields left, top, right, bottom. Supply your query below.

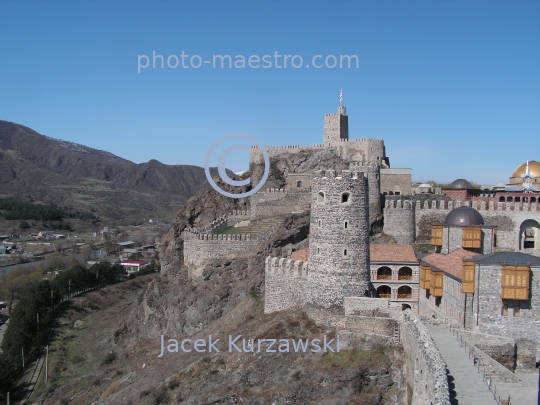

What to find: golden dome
left=511, top=160, right=540, bottom=178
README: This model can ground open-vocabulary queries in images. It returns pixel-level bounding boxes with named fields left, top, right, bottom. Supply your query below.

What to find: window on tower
left=341, top=192, right=351, bottom=204
left=317, top=192, right=325, bottom=203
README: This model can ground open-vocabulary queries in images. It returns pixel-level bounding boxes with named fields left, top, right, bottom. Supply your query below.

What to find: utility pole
left=45, top=345, right=48, bottom=383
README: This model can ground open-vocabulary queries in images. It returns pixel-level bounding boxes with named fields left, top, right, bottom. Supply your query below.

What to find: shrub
left=101, top=351, right=117, bottom=365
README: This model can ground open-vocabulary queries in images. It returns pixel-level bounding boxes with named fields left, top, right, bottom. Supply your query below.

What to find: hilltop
left=0, top=120, right=220, bottom=223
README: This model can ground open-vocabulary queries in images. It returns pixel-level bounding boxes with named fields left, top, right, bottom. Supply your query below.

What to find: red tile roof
left=421, top=248, right=480, bottom=281
left=369, top=244, right=418, bottom=263
left=291, top=248, right=309, bottom=262
left=120, top=260, right=148, bottom=265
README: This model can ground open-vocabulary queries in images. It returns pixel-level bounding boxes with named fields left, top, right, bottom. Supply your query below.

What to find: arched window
left=344, top=221, right=348, bottom=229
left=317, top=191, right=325, bottom=204
left=341, top=192, right=351, bottom=204
left=318, top=219, right=322, bottom=227
left=398, top=286, right=412, bottom=299
left=377, top=267, right=392, bottom=280
left=376, top=285, right=391, bottom=298
left=343, top=248, right=348, bottom=257
left=398, top=267, right=413, bottom=280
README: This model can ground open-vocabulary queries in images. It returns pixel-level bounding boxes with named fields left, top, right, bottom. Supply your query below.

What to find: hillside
left=0, top=120, right=219, bottom=222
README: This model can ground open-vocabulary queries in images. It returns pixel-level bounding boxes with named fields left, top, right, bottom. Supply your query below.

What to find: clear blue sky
left=1, top=0, right=539, bottom=184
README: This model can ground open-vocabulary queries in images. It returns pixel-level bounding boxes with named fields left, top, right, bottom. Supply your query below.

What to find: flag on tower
left=340, top=88, right=343, bottom=104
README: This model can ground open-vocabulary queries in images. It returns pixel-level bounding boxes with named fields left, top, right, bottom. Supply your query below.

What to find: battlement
left=314, top=169, right=367, bottom=181
left=249, top=144, right=325, bottom=150
left=184, top=232, right=253, bottom=241
left=265, top=257, right=309, bottom=278
left=384, top=196, right=539, bottom=213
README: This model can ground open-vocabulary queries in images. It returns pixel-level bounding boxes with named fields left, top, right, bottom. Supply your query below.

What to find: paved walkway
left=493, top=371, right=538, bottom=405
left=426, top=324, right=497, bottom=405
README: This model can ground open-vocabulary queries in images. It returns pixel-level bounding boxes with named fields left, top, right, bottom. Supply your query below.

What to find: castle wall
left=308, top=169, right=371, bottom=307
left=264, top=257, right=308, bottom=313
left=381, top=168, right=412, bottom=195
left=286, top=174, right=313, bottom=191
left=250, top=189, right=311, bottom=219
left=183, top=232, right=266, bottom=269
left=249, top=144, right=325, bottom=165
left=248, top=138, right=386, bottom=167
left=400, top=311, right=451, bottom=405
left=384, top=197, right=540, bottom=249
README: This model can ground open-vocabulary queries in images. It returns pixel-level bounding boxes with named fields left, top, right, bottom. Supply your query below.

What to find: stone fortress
left=183, top=102, right=540, bottom=404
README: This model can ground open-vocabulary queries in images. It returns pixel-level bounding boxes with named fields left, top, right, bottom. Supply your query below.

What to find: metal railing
left=448, top=324, right=514, bottom=405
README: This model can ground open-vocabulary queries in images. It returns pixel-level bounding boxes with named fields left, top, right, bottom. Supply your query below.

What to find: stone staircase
left=218, top=215, right=288, bottom=238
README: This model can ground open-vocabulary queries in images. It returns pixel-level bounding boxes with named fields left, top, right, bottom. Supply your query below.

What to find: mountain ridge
left=0, top=120, right=218, bottom=222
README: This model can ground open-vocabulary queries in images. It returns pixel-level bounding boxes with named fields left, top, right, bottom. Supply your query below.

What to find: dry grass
left=102, top=381, right=120, bottom=398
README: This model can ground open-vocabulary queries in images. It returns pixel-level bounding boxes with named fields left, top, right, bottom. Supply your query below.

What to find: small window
left=507, top=196, right=513, bottom=202
left=317, top=247, right=320, bottom=254
left=317, top=192, right=325, bottom=204
left=513, top=301, right=521, bottom=317
left=341, top=192, right=351, bottom=204
left=501, top=300, right=508, bottom=316
left=344, top=221, right=348, bottom=229
left=435, top=297, right=441, bottom=307
left=318, top=219, right=322, bottom=227
left=515, top=197, right=521, bottom=203
left=343, top=248, right=348, bottom=256
left=297, top=181, right=302, bottom=188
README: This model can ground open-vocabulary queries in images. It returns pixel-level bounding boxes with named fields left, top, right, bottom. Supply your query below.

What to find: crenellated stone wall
left=264, top=257, right=309, bottom=313
left=383, top=196, right=540, bottom=250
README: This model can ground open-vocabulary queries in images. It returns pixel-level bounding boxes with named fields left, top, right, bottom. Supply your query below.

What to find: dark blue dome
left=449, top=179, right=474, bottom=189
left=445, top=207, right=484, bottom=226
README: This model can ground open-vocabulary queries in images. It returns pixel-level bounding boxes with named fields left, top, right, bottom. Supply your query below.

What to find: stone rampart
left=183, top=228, right=273, bottom=270
left=384, top=197, right=540, bottom=249
left=250, top=189, right=311, bottom=219
left=305, top=306, right=397, bottom=339
left=264, top=257, right=309, bottom=313
left=249, top=137, right=386, bottom=166
left=249, top=144, right=325, bottom=165
left=344, top=297, right=400, bottom=318
left=400, top=310, right=450, bottom=405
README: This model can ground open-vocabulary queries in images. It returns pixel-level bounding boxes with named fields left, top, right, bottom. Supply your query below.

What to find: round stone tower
left=350, top=162, right=382, bottom=227
left=383, top=196, right=416, bottom=244
left=308, top=169, right=371, bottom=307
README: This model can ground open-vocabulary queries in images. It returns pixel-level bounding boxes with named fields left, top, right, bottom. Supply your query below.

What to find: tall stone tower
left=308, top=169, right=371, bottom=307
left=324, top=105, right=349, bottom=145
